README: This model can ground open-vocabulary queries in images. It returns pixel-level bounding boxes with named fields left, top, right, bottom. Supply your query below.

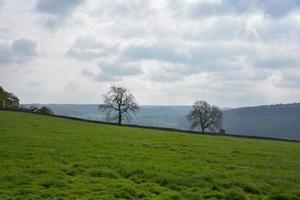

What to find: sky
left=0, top=0, right=300, bottom=107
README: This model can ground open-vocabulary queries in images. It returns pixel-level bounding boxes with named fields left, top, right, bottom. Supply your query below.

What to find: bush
left=219, top=128, right=226, bottom=134
left=35, top=106, right=54, bottom=115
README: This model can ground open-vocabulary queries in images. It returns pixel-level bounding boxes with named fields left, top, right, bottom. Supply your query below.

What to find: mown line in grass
left=1, top=109, right=299, bottom=143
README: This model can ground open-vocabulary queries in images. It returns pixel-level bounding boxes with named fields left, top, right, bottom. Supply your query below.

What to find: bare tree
left=99, top=86, right=139, bottom=125
left=187, top=100, right=222, bottom=133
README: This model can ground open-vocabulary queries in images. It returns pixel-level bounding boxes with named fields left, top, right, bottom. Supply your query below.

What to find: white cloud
left=66, top=35, right=118, bottom=60
left=0, top=0, right=299, bottom=107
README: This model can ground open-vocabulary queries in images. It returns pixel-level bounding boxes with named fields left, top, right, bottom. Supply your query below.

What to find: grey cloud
left=0, top=42, right=11, bottom=63
left=189, top=0, right=257, bottom=19
left=190, top=0, right=250, bottom=18
left=258, top=0, right=300, bottom=18
left=122, top=41, right=300, bottom=82
left=213, top=69, right=269, bottom=83
left=12, top=38, right=38, bottom=56
left=96, top=62, right=142, bottom=82
left=123, top=42, right=300, bottom=74
left=276, top=73, right=300, bottom=88
left=254, top=16, right=300, bottom=42
left=81, top=68, right=119, bottom=82
left=186, top=17, right=247, bottom=41
left=66, top=35, right=118, bottom=60
left=0, top=38, right=38, bottom=64
left=147, top=63, right=188, bottom=82
left=100, top=63, right=141, bottom=76
left=36, top=0, right=85, bottom=29
left=96, top=72, right=120, bottom=82
left=253, top=57, right=300, bottom=69
left=123, top=44, right=187, bottom=64
left=149, top=72, right=182, bottom=82
left=92, top=1, right=154, bottom=20
left=36, top=0, right=84, bottom=16
left=122, top=43, right=234, bottom=69
left=27, top=81, right=42, bottom=87
left=81, top=69, right=94, bottom=77
left=43, top=17, right=64, bottom=29
left=189, top=0, right=300, bottom=19
left=122, top=43, right=250, bottom=72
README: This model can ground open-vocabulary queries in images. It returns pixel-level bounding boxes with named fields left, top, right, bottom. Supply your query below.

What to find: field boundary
left=1, top=109, right=299, bottom=143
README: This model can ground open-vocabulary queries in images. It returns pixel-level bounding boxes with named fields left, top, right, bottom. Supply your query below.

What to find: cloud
left=90, top=1, right=155, bottom=20
left=122, top=42, right=250, bottom=74
left=0, top=0, right=4, bottom=8
left=36, top=0, right=84, bottom=16
left=0, top=38, right=38, bottom=64
left=96, top=61, right=142, bottom=82
left=122, top=39, right=300, bottom=82
left=26, top=80, right=42, bottom=87
left=81, top=68, right=94, bottom=77
left=96, top=72, right=120, bottom=82
left=66, top=35, right=118, bottom=60
left=146, top=62, right=188, bottom=82
left=35, top=0, right=85, bottom=28
left=253, top=57, right=300, bottom=69
left=1, top=0, right=300, bottom=106
left=189, top=0, right=300, bottom=19
left=276, top=74, right=300, bottom=89
left=100, top=63, right=141, bottom=76
left=122, top=43, right=187, bottom=64
left=12, top=38, right=38, bottom=56
left=258, top=0, right=300, bottom=18
left=273, top=69, right=300, bottom=88
left=277, top=75, right=300, bottom=88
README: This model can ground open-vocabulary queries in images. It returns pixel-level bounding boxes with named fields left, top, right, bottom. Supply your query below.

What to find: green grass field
left=0, top=111, right=300, bottom=200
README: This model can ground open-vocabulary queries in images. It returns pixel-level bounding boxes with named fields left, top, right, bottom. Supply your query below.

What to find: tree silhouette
left=187, top=100, right=222, bottom=132
left=99, top=86, right=139, bottom=125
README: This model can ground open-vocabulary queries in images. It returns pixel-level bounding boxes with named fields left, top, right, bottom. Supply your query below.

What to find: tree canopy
left=99, top=86, right=139, bottom=125
left=187, top=100, right=222, bottom=133
left=0, top=86, right=7, bottom=104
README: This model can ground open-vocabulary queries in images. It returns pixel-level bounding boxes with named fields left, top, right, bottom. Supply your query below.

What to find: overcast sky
left=0, top=0, right=300, bottom=107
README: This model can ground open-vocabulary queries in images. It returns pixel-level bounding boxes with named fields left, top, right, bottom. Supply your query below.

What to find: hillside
left=0, top=111, right=300, bottom=199
left=23, top=103, right=300, bottom=140
left=223, top=103, right=300, bottom=140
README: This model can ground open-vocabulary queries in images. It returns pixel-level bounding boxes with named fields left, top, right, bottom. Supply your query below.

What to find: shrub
left=35, top=106, right=54, bottom=115
left=219, top=128, right=226, bottom=134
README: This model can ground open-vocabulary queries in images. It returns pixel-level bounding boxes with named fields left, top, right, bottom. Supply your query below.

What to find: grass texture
left=0, top=111, right=299, bottom=199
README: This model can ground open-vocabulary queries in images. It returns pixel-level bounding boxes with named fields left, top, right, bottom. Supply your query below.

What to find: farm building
left=2, top=93, right=19, bottom=109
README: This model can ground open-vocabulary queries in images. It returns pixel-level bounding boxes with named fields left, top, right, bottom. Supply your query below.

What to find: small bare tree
left=187, top=100, right=222, bottom=133
left=99, top=86, right=139, bottom=125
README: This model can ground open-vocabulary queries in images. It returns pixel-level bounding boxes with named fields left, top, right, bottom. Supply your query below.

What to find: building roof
left=5, top=93, right=19, bottom=102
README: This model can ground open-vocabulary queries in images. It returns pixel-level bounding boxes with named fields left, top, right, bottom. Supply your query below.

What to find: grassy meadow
left=0, top=111, right=300, bottom=199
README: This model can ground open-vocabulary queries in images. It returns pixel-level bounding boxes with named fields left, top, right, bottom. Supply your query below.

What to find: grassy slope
left=0, top=111, right=299, bottom=200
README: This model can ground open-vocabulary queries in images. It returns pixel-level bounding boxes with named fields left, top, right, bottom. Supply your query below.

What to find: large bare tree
left=187, top=100, right=222, bottom=133
left=99, top=86, right=139, bottom=125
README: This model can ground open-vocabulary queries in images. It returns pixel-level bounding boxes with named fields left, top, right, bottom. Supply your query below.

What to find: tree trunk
left=118, top=109, right=122, bottom=125
left=201, top=127, right=205, bottom=133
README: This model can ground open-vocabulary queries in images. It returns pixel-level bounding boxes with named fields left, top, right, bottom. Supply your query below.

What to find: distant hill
left=22, top=103, right=300, bottom=140
left=223, top=103, right=300, bottom=140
